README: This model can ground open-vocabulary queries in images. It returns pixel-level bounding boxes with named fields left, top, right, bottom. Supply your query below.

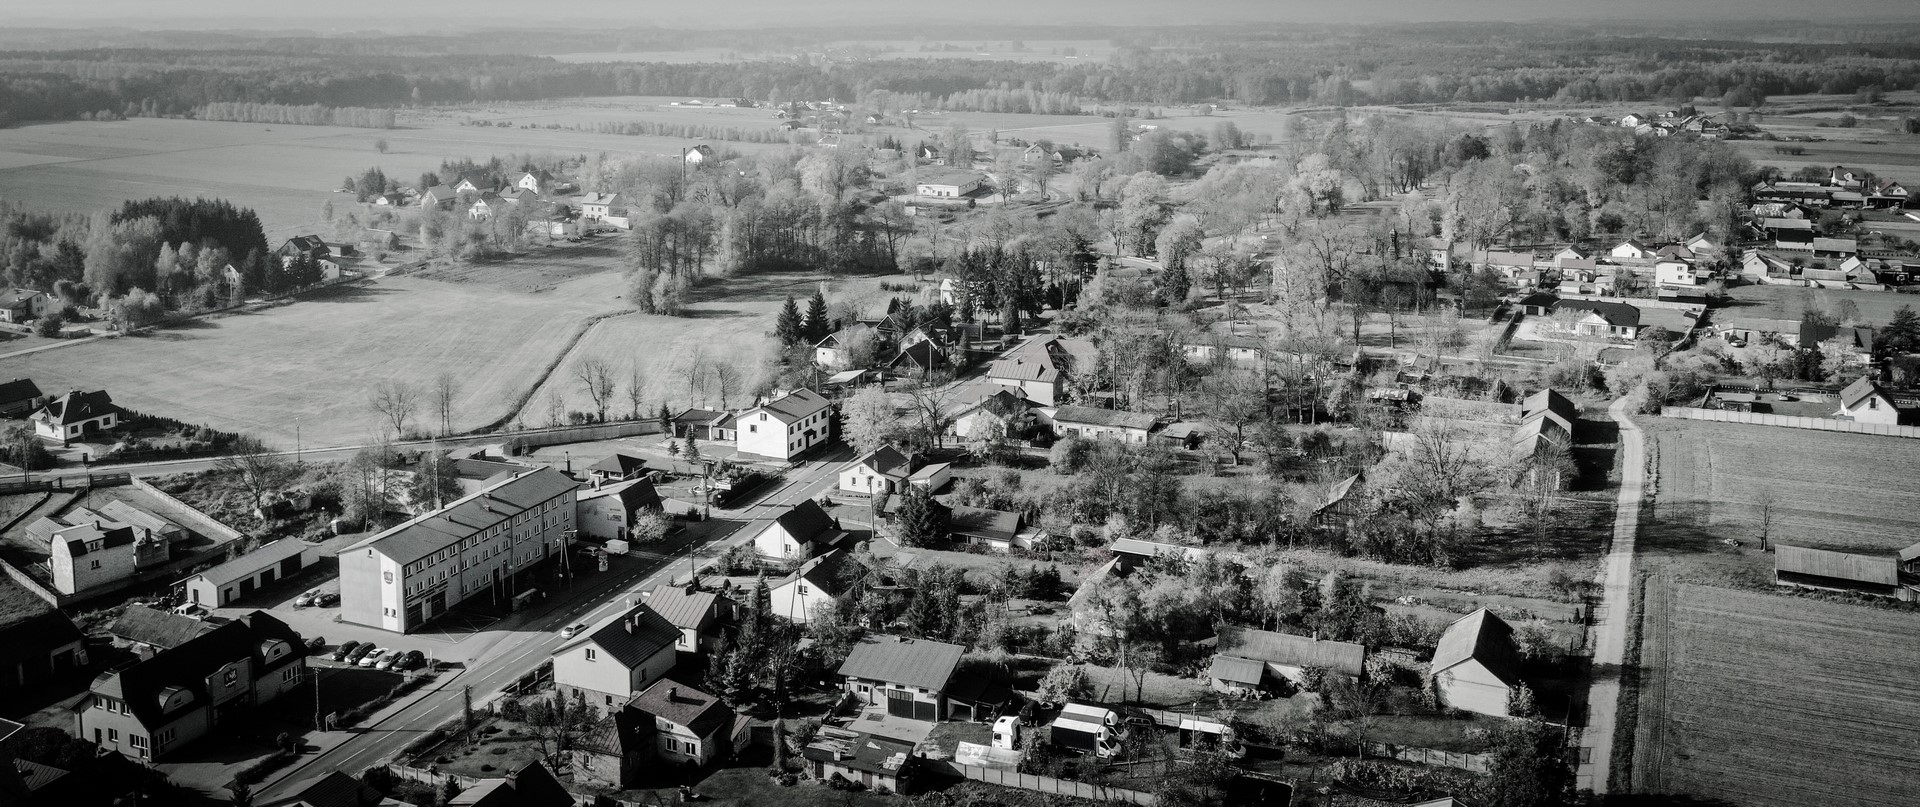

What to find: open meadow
left=1643, top=417, right=1920, bottom=588
left=1721, top=284, right=1919, bottom=327
left=1632, top=581, right=1920, bottom=807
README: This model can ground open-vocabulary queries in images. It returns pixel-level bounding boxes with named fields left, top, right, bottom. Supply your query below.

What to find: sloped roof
left=578, top=192, right=619, bottom=206
left=1838, top=376, right=1899, bottom=410
left=0, top=610, right=83, bottom=676
left=837, top=634, right=965, bottom=691
left=559, top=604, right=679, bottom=669
left=673, top=407, right=727, bottom=426
left=259, top=770, right=387, bottom=807
left=1552, top=299, right=1641, bottom=328
left=917, top=169, right=985, bottom=187
left=1431, top=609, right=1521, bottom=686
left=628, top=679, right=732, bottom=739
left=34, top=390, right=121, bottom=427
left=1108, top=537, right=1210, bottom=563
left=802, top=729, right=917, bottom=776
left=773, top=499, right=836, bottom=543
left=850, top=446, right=912, bottom=479
left=346, top=467, right=578, bottom=566
left=0, top=378, right=41, bottom=405
left=753, top=388, right=832, bottom=423
left=986, top=355, right=1060, bottom=384
left=184, top=538, right=311, bottom=588
left=95, top=500, right=181, bottom=536
left=1521, top=389, right=1578, bottom=424
left=587, top=453, right=645, bottom=477
left=95, top=613, right=300, bottom=730
left=644, top=584, right=728, bottom=631
left=1052, top=405, right=1156, bottom=431
left=109, top=606, right=217, bottom=650
left=891, top=340, right=950, bottom=371
left=1208, top=655, right=1266, bottom=685
left=778, top=547, right=858, bottom=598
left=1482, top=250, right=1535, bottom=268
left=1215, top=624, right=1366, bottom=677
left=1775, top=544, right=1898, bottom=586
left=1800, top=323, right=1874, bottom=354
left=1316, top=473, right=1363, bottom=515
left=947, top=506, right=1020, bottom=544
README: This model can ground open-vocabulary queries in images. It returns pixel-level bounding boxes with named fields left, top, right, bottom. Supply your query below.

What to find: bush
left=499, top=698, right=526, bottom=722
left=233, top=750, right=297, bottom=785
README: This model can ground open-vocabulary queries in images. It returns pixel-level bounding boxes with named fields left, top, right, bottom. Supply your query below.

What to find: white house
left=0, top=288, right=50, bottom=324
left=751, top=500, right=843, bottom=560
left=1050, top=405, right=1156, bottom=444
left=1208, top=624, right=1366, bottom=694
left=574, top=479, right=664, bottom=542
left=814, top=325, right=876, bottom=371
left=1609, top=239, right=1657, bottom=260
left=31, top=389, right=123, bottom=445
left=839, top=446, right=913, bottom=497
left=1430, top=609, right=1524, bottom=718
left=552, top=604, right=682, bottom=711
left=766, top=549, right=854, bottom=624
left=180, top=538, right=320, bottom=608
left=684, top=145, right=715, bottom=165
left=1548, top=300, right=1641, bottom=340
left=624, top=679, right=741, bottom=767
left=578, top=192, right=620, bottom=221
left=916, top=170, right=985, bottom=198
left=735, top=388, right=834, bottom=460
left=510, top=170, right=553, bottom=194
left=1836, top=376, right=1914, bottom=425
left=1654, top=259, right=1698, bottom=287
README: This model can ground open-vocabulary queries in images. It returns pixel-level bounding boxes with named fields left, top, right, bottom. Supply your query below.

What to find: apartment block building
left=340, top=467, right=578, bottom=633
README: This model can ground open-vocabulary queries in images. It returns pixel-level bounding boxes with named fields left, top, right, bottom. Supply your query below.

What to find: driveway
left=1578, top=396, right=1646, bottom=794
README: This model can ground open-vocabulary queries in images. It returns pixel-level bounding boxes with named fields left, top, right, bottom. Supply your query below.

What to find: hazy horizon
left=5, top=0, right=1919, bottom=30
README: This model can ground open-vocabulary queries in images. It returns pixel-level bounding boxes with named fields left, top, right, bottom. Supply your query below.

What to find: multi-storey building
left=340, top=467, right=578, bottom=633
left=80, top=611, right=304, bottom=760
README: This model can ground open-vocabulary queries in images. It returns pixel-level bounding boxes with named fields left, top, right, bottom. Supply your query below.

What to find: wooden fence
left=1659, top=406, right=1920, bottom=439
left=932, top=761, right=1157, bottom=805
left=1364, top=742, right=1491, bottom=773
left=0, top=471, right=130, bottom=495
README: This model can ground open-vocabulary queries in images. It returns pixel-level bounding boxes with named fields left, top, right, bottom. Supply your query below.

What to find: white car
left=560, top=623, right=587, bottom=639
left=358, top=648, right=387, bottom=668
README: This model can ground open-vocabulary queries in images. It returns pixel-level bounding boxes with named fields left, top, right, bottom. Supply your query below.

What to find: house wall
left=737, top=407, right=831, bottom=460
left=951, top=410, right=1005, bottom=441
left=839, top=462, right=898, bottom=496
left=1055, top=422, right=1148, bottom=444
left=767, top=580, right=829, bottom=624
left=844, top=676, right=944, bottom=720
left=338, top=547, right=388, bottom=632
left=816, top=346, right=851, bottom=370
left=990, top=378, right=1059, bottom=406
left=812, top=759, right=902, bottom=792
left=82, top=698, right=203, bottom=760
left=576, top=495, right=631, bottom=541
left=1842, top=396, right=1903, bottom=425
left=654, top=718, right=721, bottom=766
left=1435, top=660, right=1511, bottom=718
left=555, top=643, right=675, bottom=711
left=52, top=540, right=136, bottom=595
left=753, top=522, right=801, bottom=559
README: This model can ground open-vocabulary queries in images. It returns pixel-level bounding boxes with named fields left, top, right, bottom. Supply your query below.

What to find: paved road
left=252, top=446, right=852, bottom=800
left=1578, top=396, right=1646, bottom=794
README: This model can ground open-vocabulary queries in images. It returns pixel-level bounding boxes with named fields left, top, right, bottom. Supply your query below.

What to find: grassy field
left=1722, top=284, right=1919, bottom=327
left=1644, top=417, right=1920, bottom=589
left=1633, top=581, right=1920, bottom=807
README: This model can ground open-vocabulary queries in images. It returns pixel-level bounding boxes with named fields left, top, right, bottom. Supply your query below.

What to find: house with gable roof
left=510, top=169, right=554, bottom=195
left=80, top=611, right=305, bottom=759
left=1548, top=300, right=1641, bottom=340
left=30, top=389, right=123, bottom=445
left=641, top=583, right=736, bottom=654
left=736, top=388, right=834, bottom=460
left=0, top=377, right=43, bottom=417
left=837, top=633, right=967, bottom=721
left=1430, top=608, right=1525, bottom=717
left=839, top=446, right=914, bottom=497
left=1208, top=624, right=1366, bottom=694
left=1609, top=239, right=1657, bottom=261
left=766, top=548, right=857, bottom=624
left=0, top=288, right=50, bottom=325
left=751, top=499, right=844, bottom=560
left=1049, top=405, right=1156, bottom=443
left=551, top=603, right=681, bottom=711
left=0, top=593, right=87, bottom=694
left=1835, top=376, right=1920, bottom=425
left=574, top=479, right=664, bottom=542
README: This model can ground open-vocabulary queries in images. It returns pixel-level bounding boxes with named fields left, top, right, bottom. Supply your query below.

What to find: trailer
left=1049, top=703, right=1126, bottom=759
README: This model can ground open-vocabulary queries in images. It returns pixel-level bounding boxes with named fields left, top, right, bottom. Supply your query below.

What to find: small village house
left=837, top=634, right=966, bottom=721
left=1548, top=300, right=1641, bottom=340
left=551, top=603, right=681, bottom=711
left=765, top=548, right=854, bottom=624
left=734, top=388, right=834, bottom=460
left=106, top=606, right=217, bottom=659
left=1654, top=259, right=1699, bottom=287
left=624, top=678, right=746, bottom=766
left=1835, top=376, right=1920, bottom=425
left=80, top=611, right=304, bottom=759
left=1050, top=405, right=1156, bottom=444
left=750, top=499, right=843, bottom=560
left=814, top=325, right=878, bottom=371
left=27, top=511, right=168, bottom=595
left=577, top=192, right=621, bottom=222
left=31, top=389, right=123, bottom=445
left=0, top=589, right=87, bottom=694
left=511, top=169, right=553, bottom=194
left=419, top=185, right=459, bottom=209
left=1208, top=624, right=1367, bottom=695
left=949, top=390, right=1038, bottom=443
left=838, top=446, right=914, bottom=497
left=585, top=452, right=648, bottom=485
left=1609, top=239, right=1657, bottom=261
left=944, top=505, right=1033, bottom=552
left=1774, top=544, right=1911, bottom=600
left=916, top=170, right=983, bottom=198
left=179, top=538, right=320, bottom=608
left=1430, top=609, right=1526, bottom=718
left=0, top=377, right=44, bottom=418
left=804, top=728, right=917, bottom=793
left=574, top=479, right=665, bottom=542
left=0, top=289, right=50, bottom=324
left=641, top=583, right=736, bottom=654
left=683, top=145, right=715, bottom=165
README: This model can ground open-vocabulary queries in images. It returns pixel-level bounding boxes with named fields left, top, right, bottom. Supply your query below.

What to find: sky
left=4, top=0, right=1918, bottom=28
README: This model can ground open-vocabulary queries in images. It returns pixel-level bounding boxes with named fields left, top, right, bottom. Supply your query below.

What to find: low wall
left=501, top=420, right=661, bottom=450
left=931, top=761, right=1157, bottom=805
left=1659, top=406, right=1920, bottom=439
left=130, top=477, right=247, bottom=542
left=1364, top=742, right=1490, bottom=773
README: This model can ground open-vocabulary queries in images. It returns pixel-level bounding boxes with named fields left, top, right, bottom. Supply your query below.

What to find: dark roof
left=1051, top=405, right=1156, bottom=431
left=644, top=584, right=729, bottom=631
left=778, top=548, right=857, bottom=597
left=627, top=679, right=732, bottom=739
left=802, top=729, right=917, bottom=776
left=1800, top=323, right=1874, bottom=354
left=184, top=539, right=311, bottom=588
left=53, top=522, right=136, bottom=557
left=259, top=770, right=386, bottom=807
left=346, top=467, right=578, bottom=565
left=1431, top=609, right=1521, bottom=686
left=453, top=458, right=526, bottom=481
left=92, top=612, right=302, bottom=730
left=565, top=605, right=679, bottom=669
left=278, top=235, right=327, bottom=255
left=837, top=634, right=965, bottom=691
left=0, top=611, right=83, bottom=675
left=947, top=506, right=1020, bottom=544
left=109, top=606, right=216, bottom=650
left=850, top=446, right=912, bottom=479
left=0, top=378, right=41, bottom=406
left=588, top=453, right=647, bottom=478
left=755, top=389, right=832, bottom=422
left=1208, top=655, right=1266, bottom=685
left=672, top=407, right=727, bottom=426
left=577, top=478, right=662, bottom=514
left=1521, top=389, right=1579, bottom=425
left=1775, top=544, right=1898, bottom=586
left=890, top=341, right=950, bottom=371
left=34, top=390, right=121, bottom=427
left=987, top=355, right=1060, bottom=383
left=1839, top=376, right=1905, bottom=410
left=1551, top=299, right=1641, bottom=328
left=1215, top=624, right=1366, bottom=677
left=1517, top=292, right=1557, bottom=309
left=1316, top=473, right=1364, bottom=515
left=773, top=499, right=837, bottom=543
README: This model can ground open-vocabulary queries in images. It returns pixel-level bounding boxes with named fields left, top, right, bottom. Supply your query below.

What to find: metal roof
left=837, top=634, right=964, bottom=692
left=1775, top=544, right=1898, bottom=586
left=1215, top=624, right=1367, bottom=677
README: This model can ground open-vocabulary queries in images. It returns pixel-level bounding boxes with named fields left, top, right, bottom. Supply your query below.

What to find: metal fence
left=1660, top=406, right=1920, bottom=439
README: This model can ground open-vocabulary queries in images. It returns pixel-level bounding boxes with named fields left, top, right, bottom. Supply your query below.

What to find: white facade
left=1654, top=260, right=1697, bottom=287
left=735, top=390, right=833, bottom=460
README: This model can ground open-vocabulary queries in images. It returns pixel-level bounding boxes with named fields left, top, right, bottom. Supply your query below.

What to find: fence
left=130, top=477, right=248, bottom=542
left=499, top=420, right=661, bottom=451
left=1418, top=394, right=1524, bottom=424
left=1363, top=742, right=1491, bottom=773
left=0, top=471, right=130, bottom=495
left=1659, top=406, right=1920, bottom=439
left=933, top=761, right=1157, bottom=805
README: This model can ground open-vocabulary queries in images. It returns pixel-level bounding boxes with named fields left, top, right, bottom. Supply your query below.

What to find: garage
left=885, top=689, right=914, bottom=718
left=179, top=538, right=318, bottom=608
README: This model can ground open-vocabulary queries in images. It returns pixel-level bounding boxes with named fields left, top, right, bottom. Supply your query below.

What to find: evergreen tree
left=894, top=484, right=945, bottom=547
left=803, top=290, right=830, bottom=343
left=775, top=294, right=804, bottom=346
left=1162, top=259, right=1191, bottom=303
left=685, top=434, right=702, bottom=463
left=1884, top=304, right=1920, bottom=353
left=657, top=402, right=675, bottom=436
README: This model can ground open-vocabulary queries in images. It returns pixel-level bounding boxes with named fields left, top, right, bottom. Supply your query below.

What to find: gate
left=886, top=689, right=915, bottom=718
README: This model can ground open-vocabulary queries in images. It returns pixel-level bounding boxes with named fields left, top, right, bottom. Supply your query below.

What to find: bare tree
left=214, top=436, right=294, bottom=524
left=624, top=360, right=646, bottom=420
left=429, top=372, right=460, bottom=437
left=367, top=380, right=418, bottom=439
left=710, top=362, right=742, bottom=410
left=1755, top=487, right=1776, bottom=550
left=575, top=357, right=617, bottom=422
left=904, top=385, right=957, bottom=452
left=544, top=386, right=565, bottom=427
left=681, top=347, right=710, bottom=407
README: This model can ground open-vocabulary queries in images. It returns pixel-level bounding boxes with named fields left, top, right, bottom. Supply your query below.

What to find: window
left=749, top=425, right=757, bottom=434
left=283, top=668, right=297, bottom=683
left=798, top=584, right=809, bottom=595
left=94, top=697, right=106, bottom=710
left=158, top=729, right=173, bottom=745
left=90, top=559, right=101, bottom=570
left=585, top=648, right=597, bottom=661
left=663, top=738, right=680, bottom=753
left=108, top=729, right=117, bottom=743
left=120, top=702, right=130, bottom=715
left=130, top=735, right=147, bottom=750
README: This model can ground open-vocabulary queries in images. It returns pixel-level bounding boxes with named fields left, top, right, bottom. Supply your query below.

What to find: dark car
left=397, top=650, right=426, bottom=671
left=343, top=643, right=375, bottom=665
left=316, top=592, right=340, bottom=607
left=332, top=640, right=362, bottom=662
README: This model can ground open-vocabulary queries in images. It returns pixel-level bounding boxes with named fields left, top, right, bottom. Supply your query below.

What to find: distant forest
left=3, top=23, right=1920, bottom=124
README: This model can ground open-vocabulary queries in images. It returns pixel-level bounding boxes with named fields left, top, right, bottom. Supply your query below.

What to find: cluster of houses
left=1582, top=110, right=1731, bottom=139
left=1457, top=233, right=1721, bottom=296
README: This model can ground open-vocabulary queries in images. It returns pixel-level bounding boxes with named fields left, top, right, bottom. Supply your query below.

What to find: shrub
left=499, top=697, right=525, bottom=722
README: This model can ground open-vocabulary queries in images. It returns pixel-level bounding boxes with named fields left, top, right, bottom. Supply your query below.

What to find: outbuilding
left=179, top=539, right=319, bottom=608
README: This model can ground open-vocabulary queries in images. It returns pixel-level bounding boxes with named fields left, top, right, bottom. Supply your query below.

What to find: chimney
left=625, top=616, right=634, bottom=634
left=668, top=686, right=678, bottom=700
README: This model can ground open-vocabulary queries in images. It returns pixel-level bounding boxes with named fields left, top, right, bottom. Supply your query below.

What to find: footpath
left=1578, top=396, right=1647, bottom=794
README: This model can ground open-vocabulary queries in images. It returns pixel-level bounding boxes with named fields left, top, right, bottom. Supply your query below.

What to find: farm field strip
left=1644, top=583, right=1920, bottom=807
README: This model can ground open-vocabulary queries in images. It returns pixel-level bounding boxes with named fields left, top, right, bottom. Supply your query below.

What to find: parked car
left=332, top=640, right=362, bottom=662
left=316, top=592, right=340, bottom=607
left=375, top=652, right=401, bottom=671
left=344, top=644, right=374, bottom=665
left=397, top=650, right=426, bottom=671
left=294, top=590, right=320, bottom=607
left=358, top=648, right=388, bottom=668
left=559, top=623, right=587, bottom=639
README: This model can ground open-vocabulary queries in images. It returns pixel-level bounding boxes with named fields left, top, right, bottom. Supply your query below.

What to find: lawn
left=1643, top=417, right=1920, bottom=589
left=1631, top=582, right=1920, bottom=807
left=1722, top=283, right=1919, bottom=328
left=0, top=275, right=601, bottom=447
